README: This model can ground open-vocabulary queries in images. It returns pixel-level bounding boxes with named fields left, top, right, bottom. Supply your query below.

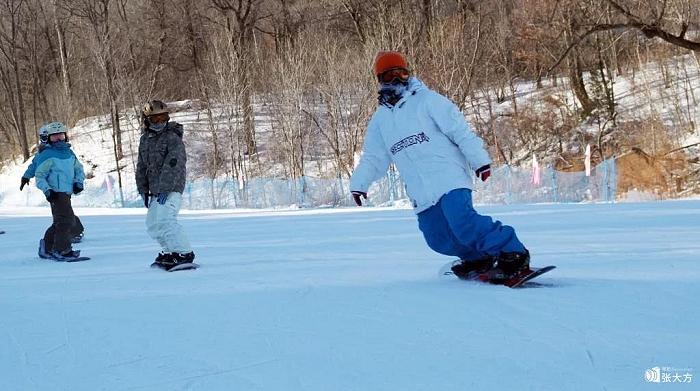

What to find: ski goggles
left=147, top=112, right=169, bottom=124
left=377, top=68, right=410, bottom=84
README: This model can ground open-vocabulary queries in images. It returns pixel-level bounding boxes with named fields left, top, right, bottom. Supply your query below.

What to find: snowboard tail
left=440, top=261, right=556, bottom=288
left=167, top=263, right=199, bottom=272
left=52, top=255, right=91, bottom=262
left=496, top=265, right=556, bottom=288
left=47, top=252, right=90, bottom=262
left=151, top=262, right=200, bottom=272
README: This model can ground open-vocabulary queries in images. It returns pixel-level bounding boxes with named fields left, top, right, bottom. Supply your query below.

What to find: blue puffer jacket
left=33, top=142, right=85, bottom=196
left=350, top=77, right=491, bottom=213
left=22, top=143, right=48, bottom=179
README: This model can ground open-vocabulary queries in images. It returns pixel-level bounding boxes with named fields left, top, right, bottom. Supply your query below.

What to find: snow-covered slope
left=0, top=200, right=698, bottom=390
left=1, top=56, right=699, bottom=208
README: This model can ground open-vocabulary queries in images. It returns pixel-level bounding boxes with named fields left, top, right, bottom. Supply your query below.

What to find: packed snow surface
left=0, top=200, right=698, bottom=390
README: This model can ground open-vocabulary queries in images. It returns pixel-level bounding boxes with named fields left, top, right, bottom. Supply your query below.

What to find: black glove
left=156, top=193, right=168, bottom=205
left=141, top=193, right=150, bottom=208
left=20, top=177, right=29, bottom=191
left=475, top=164, right=491, bottom=182
left=351, top=191, right=367, bottom=206
left=45, top=190, right=57, bottom=202
left=73, top=183, right=83, bottom=194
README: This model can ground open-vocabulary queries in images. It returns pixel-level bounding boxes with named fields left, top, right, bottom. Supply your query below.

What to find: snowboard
left=38, top=240, right=89, bottom=262
left=46, top=254, right=91, bottom=262
left=439, top=260, right=556, bottom=288
left=151, top=262, right=200, bottom=272
left=0, top=231, right=5, bottom=234
left=167, top=263, right=199, bottom=272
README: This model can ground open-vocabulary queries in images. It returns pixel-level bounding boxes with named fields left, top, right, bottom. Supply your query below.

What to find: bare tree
left=210, top=0, right=267, bottom=156
left=551, top=0, right=700, bottom=73
left=0, top=0, right=698, bottom=197
left=64, top=0, right=123, bottom=158
left=310, top=44, right=376, bottom=178
left=209, top=29, right=249, bottom=187
left=51, top=0, right=73, bottom=109
left=267, top=40, right=313, bottom=179
left=0, top=0, right=30, bottom=160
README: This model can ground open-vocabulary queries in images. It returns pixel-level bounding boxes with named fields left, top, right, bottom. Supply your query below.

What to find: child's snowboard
left=151, top=262, right=200, bottom=272
left=167, top=263, right=199, bottom=272
left=38, top=239, right=89, bottom=262
left=439, top=260, right=556, bottom=288
left=50, top=255, right=91, bottom=262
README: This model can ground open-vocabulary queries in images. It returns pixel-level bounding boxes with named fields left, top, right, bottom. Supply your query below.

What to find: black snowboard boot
left=451, top=256, right=496, bottom=280
left=487, top=250, right=531, bottom=281
left=49, top=249, right=82, bottom=261
left=172, top=251, right=195, bottom=264
left=158, top=251, right=195, bottom=271
left=38, top=239, right=50, bottom=259
left=150, top=251, right=173, bottom=269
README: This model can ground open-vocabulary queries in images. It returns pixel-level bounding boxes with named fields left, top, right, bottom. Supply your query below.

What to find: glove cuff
left=475, top=164, right=490, bottom=174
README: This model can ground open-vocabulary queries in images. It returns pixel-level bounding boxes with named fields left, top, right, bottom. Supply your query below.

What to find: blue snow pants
left=417, top=188, right=526, bottom=261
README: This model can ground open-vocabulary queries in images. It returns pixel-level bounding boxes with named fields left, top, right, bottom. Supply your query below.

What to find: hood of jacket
left=405, top=77, right=427, bottom=95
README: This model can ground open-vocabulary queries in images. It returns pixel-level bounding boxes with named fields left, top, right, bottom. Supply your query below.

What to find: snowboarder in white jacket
left=350, top=51, right=529, bottom=280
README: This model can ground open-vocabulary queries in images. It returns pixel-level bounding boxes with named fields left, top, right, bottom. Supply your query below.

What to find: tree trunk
left=12, top=59, right=29, bottom=160
left=421, top=0, right=433, bottom=42
left=241, top=66, right=256, bottom=155
left=105, top=54, right=123, bottom=160
left=234, top=27, right=256, bottom=156
left=99, top=0, right=123, bottom=161
left=52, top=0, right=72, bottom=103
left=186, top=0, right=221, bottom=181
left=569, top=54, right=594, bottom=116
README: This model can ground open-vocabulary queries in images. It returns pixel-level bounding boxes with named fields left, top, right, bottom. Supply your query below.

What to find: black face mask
left=143, top=117, right=168, bottom=132
left=378, top=79, right=409, bottom=107
left=149, top=121, right=168, bottom=132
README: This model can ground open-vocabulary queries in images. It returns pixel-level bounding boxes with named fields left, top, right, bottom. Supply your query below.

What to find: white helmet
left=38, top=122, right=67, bottom=142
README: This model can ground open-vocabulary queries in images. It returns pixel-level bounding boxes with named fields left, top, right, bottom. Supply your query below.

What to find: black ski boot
left=451, top=256, right=496, bottom=280
left=487, top=250, right=531, bottom=282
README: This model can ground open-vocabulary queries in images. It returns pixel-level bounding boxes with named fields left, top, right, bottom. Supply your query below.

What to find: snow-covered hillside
left=1, top=55, right=699, bottom=208
left=0, top=200, right=698, bottom=390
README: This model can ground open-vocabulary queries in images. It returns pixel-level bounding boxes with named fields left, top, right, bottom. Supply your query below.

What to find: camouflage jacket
left=136, top=122, right=187, bottom=195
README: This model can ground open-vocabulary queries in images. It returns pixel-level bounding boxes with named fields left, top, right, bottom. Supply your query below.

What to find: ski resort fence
left=2, top=160, right=617, bottom=209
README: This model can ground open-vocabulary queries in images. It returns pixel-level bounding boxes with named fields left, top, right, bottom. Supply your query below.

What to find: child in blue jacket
left=30, top=122, right=86, bottom=261
left=21, top=135, right=84, bottom=243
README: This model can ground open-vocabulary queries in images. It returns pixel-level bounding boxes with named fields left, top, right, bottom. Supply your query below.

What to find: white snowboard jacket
left=350, top=77, right=491, bottom=213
